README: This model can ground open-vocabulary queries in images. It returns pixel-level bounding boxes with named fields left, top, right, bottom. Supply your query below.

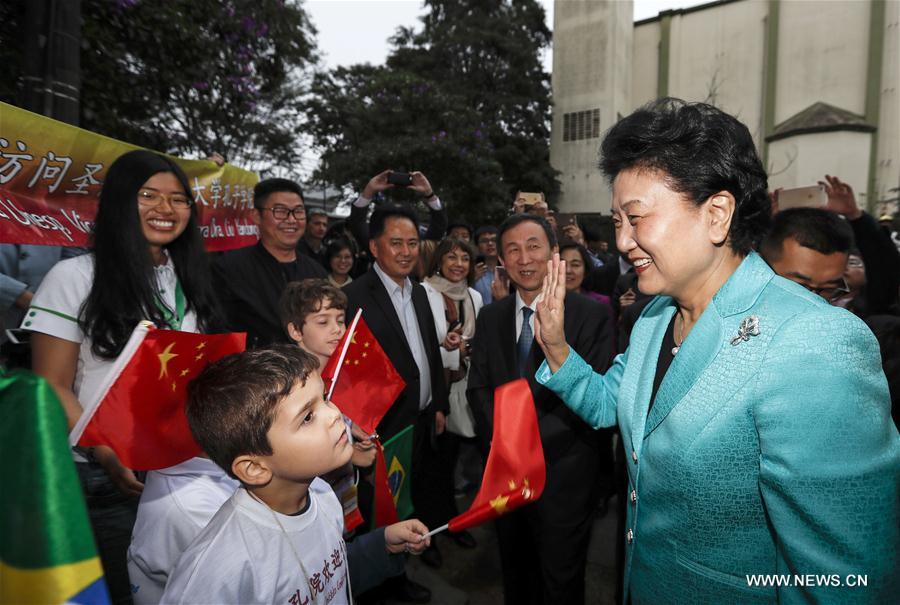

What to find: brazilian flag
left=0, top=370, right=110, bottom=605
left=382, top=424, right=414, bottom=520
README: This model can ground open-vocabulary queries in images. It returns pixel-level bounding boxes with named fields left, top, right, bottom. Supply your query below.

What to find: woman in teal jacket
left=533, top=99, right=899, bottom=604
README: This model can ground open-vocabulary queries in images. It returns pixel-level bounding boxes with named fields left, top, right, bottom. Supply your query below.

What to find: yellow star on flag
left=195, top=352, right=204, bottom=361
left=180, top=369, right=190, bottom=377
left=157, top=343, right=179, bottom=379
left=490, top=494, right=510, bottom=515
left=196, top=341, right=207, bottom=350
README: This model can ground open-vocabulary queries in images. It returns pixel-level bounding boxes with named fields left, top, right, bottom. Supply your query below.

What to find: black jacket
left=344, top=268, right=449, bottom=441
left=467, top=290, right=614, bottom=460
left=212, top=242, right=326, bottom=348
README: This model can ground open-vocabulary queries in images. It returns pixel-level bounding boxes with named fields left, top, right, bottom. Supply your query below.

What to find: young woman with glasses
left=24, top=149, right=222, bottom=603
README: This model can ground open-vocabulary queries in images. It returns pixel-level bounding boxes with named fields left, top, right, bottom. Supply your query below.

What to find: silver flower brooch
left=730, top=315, right=760, bottom=346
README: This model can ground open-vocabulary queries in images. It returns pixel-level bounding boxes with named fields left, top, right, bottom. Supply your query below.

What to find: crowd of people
left=2, top=98, right=899, bottom=605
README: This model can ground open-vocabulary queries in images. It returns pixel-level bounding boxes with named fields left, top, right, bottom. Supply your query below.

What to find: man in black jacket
left=344, top=204, right=449, bottom=604
left=213, top=178, right=326, bottom=348
left=468, top=213, right=614, bottom=605
left=348, top=170, right=448, bottom=264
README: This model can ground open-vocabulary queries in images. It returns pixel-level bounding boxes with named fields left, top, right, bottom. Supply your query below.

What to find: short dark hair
left=426, top=238, right=478, bottom=285
left=307, top=208, right=328, bottom=219
left=759, top=208, right=855, bottom=262
left=325, top=238, right=354, bottom=263
left=369, top=204, right=420, bottom=240
left=497, top=213, right=557, bottom=257
left=279, top=278, right=348, bottom=334
left=253, top=178, right=304, bottom=209
left=187, top=345, right=320, bottom=480
left=600, top=98, right=771, bottom=255
left=559, top=241, right=595, bottom=279
left=446, top=222, right=473, bottom=239
left=474, top=225, right=498, bottom=243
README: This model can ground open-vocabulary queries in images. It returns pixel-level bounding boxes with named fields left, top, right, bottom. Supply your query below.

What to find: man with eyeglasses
left=761, top=175, right=900, bottom=316
left=213, top=178, right=326, bottom=347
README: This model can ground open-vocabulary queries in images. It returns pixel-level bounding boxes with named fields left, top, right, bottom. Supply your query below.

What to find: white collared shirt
left=372, top=263, right=432, bottom=410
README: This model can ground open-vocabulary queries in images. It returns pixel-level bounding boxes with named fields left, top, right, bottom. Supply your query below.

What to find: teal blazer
left=537, top=253, right=899, bottom=604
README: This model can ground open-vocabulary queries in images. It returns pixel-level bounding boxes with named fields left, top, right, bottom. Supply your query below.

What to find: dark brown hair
left=186, top=345, right=320, bottom=480
left=426, top=238, right=478, bottom=285
left=279, top=278, right=348, bottom=335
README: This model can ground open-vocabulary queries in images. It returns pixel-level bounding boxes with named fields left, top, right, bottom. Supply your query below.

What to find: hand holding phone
left=776, top=185, right=827, bottom=210
left=387, top=171, right=413, bottom=187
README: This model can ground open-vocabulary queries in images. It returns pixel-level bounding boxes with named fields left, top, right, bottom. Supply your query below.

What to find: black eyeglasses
left=800, top=277, right=851, bottom=302
left=258, top=205, right=306, bottom=220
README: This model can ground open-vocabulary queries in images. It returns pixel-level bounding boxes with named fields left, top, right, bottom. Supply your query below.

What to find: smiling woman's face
left=611, top=167, right=726, bottom=301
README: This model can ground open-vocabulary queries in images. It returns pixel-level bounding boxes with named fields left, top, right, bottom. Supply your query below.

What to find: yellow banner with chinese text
left=0, top=101, right=259, bottom=250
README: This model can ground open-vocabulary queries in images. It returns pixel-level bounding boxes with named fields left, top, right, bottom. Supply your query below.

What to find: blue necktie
left=518, top=307, right=534, bottom=378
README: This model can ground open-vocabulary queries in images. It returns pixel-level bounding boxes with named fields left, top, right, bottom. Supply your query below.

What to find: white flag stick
left=326, top=308, right=362, bottom=403
left=69, top=320, right=154, bottom=445
left=422, top=524, right=448, bottom=539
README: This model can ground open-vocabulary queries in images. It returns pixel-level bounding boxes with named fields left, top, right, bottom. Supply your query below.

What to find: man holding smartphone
left=348, top=170, right=448, bottom=261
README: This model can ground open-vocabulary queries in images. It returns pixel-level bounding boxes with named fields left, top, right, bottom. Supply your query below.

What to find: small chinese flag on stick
left=321, top=309, right=406, bottom=436
left=446, top=379, right=546, bottom=533
left=69, top=322, right=246, bottom=470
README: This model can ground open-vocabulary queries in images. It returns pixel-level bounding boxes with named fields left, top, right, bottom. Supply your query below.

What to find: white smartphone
left=778, top=185, right=827, bottom=210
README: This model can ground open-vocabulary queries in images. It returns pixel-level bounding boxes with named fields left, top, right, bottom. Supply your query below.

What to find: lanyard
left=156, top=280, right=185, bottom=330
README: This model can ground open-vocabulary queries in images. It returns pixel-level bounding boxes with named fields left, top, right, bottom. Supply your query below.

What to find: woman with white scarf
left=421, top=237, right=483, bottom=564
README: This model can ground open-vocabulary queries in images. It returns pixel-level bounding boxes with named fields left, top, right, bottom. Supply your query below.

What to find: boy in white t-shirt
left=161, top=346, right=430, bottom=604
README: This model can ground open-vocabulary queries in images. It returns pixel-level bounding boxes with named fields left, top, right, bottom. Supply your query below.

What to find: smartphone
left=387, top=171, right=413, bottom=187
left=4, top=328, right=31, bottom=345
left=475, top=254, right=486, bottom=265
left=496, top=266, right=508, bottom=281
left=778, top=185, right=827, bottom=210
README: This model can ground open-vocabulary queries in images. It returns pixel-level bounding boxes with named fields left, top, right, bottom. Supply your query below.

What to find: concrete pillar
left=550, top=0, right=633, bottom=214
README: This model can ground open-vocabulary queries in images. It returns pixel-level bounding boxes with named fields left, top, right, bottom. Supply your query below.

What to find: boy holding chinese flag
left=279, top=278, right=377, bottom=533
left=162, top=346, right=430, bottom=604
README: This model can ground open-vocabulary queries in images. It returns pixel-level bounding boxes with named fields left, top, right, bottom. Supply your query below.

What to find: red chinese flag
left=372, top=439, right=400, bottom=528
left=70, top=322, right=246, bottom=470
left=321, top=310, right=405, bottom=436
left=447, top=379, right=546, bottom=532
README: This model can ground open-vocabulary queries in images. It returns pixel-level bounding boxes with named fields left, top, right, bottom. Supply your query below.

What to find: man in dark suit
left=468, top=213, right=614, bottom=605
left=344, top=204, right=449, bottom=604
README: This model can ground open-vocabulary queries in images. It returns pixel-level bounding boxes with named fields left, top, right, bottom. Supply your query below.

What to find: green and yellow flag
left=382, top=424, right=414, bottom=520
left=0, top=370, right=110, bottom=605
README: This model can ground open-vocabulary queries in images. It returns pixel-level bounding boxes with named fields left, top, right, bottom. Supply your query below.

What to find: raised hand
left=491, top=266, right=510, bottom=301
left=561, top=222, right=585, bottom=245
left=820, top=175, right=862, bottom=220
left=362, top=169, right=395, bottom=199
left=409, top=171, right=434, bottom=197
left=534, top=253, right=571, bottom=373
